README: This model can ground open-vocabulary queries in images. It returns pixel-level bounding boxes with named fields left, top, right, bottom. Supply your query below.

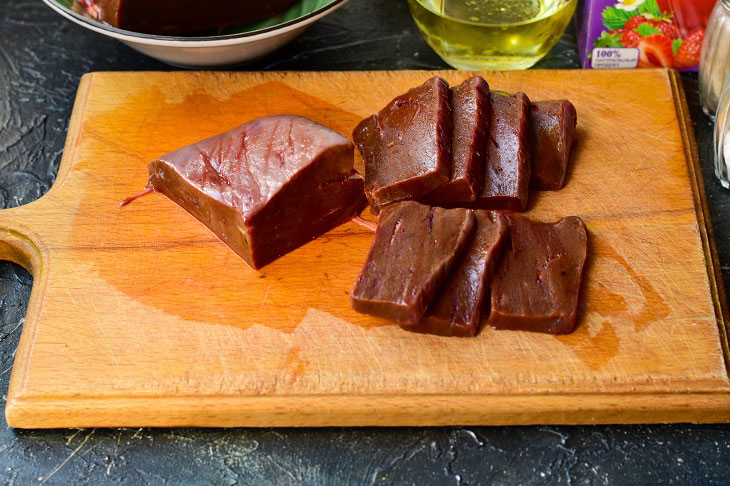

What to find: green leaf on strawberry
left=672, top=38, right=683, bottom=56
left=594, top=31, right=624, bottom=48
left=634, top=23, right=660, bottom=37
left=602, top=7, right=638, bottom=31
left=638, top=0, right=673, bottom=22
left=638, top=0, right=660, bottom=18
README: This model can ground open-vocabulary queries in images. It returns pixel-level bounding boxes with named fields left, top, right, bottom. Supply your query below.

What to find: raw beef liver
left=414, top=211, right=507, bottom=337
left=148, top=115, right=367, bottom=270
left=529, top=100, right=578, bottom=190
left=351, top=201, right=475, bottom=327
left=425, top=76, right=490, bottom=205
left=351, top=115, right=382, bottom=207
left=488, top=215, right=588, bottom=335
left=353, top=77, right=452, bottom=211
left=84, top=0, right=298, bottom=35
left=472, top=92, right=531, bottom=212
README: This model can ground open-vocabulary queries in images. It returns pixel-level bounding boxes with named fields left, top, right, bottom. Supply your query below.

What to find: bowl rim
left=41, top=0, right=348, bottom=45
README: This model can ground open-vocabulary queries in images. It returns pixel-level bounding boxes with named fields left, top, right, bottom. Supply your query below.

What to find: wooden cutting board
left=1, top=69, right=729, bottom=428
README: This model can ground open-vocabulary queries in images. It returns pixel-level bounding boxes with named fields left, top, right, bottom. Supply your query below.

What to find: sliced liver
left=87, top=0, right=298, bottom=35
left=424, top=76, right=490, bottom=205
left=352, top=115, right=383, bottom=209
left=353, top=77, right=452, bottom=211
left=529, top=100, right=578, bottom=190
left=488, top=215, right=588, bottom=335
left=414, top=210, right=507, bottom=337
left=351, top=201, right=475, bottom=327
left=472, top=92, right=531, bottom=212
left=148, top=115, right=367, bottom=270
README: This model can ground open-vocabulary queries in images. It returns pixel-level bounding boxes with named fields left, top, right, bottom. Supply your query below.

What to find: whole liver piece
left=148, top=115, right=367, bottom=270
left=424, top=76, right=490, bottom=205
left=353, top=77, right=452, bottom=211
left=529, top=100, right=578, bottom=190
left=351, top=201, right=475, bottom=327
left=472, top=92, right=531, bottom=212
left=88, top=0, right=298, bottom=35
left=488, top=215, right=588, bottom=335
left=414, top=210, right=507, bottom=337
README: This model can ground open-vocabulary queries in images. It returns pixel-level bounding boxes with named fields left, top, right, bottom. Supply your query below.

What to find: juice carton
left=576, top=0, right=714, bottom=70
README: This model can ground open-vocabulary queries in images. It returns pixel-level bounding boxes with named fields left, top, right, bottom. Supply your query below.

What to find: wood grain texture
left=1, top=69, right=728, bottom=428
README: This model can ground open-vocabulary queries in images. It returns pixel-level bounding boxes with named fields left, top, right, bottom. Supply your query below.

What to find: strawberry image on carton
left=576, top=0, right=713, bottom=70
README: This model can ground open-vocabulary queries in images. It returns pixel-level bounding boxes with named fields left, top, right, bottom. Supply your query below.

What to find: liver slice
left=148, top=115, right=367, bottom=270
left=87, top=0, right=298, bottom=35
left=351, top=115, right=382, bottom=207
left=424, top=76, right=490, bottom=205
left=351, top=201, right=475, bottom=327
left=353, top=77, right=452, bottom=211
left=488, top=215, right=588, bottom=335
left=472, top=92, right=531, bottom=212
left=529, top=100, right=578, bottom=190
left=414, top=211, right=507, bottom=337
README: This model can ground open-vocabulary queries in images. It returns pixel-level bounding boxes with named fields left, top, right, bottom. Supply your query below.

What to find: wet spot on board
left=597, top=239, right=670, bottom=332
left=556, top=321, right=620, bottom=371
left=283, top=345, right=308, bottom=384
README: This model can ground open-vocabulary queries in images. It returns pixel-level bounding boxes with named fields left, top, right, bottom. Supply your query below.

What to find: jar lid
left=723, top=0, right=730, bottom=11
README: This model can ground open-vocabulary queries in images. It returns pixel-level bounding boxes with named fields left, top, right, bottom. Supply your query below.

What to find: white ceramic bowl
left=41, top=0, right=349, bottom=68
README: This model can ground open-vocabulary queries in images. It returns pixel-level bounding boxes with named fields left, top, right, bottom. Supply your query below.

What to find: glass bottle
left=700, top=0, right=730, bottom=118
left=714, top=78, right=730, bottom=188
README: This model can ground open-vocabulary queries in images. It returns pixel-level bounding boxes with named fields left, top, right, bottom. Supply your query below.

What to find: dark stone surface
left=0, top=0, right=729, bottom=484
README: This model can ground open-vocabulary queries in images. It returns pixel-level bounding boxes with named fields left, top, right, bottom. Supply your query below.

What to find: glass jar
left=407, top=0, right=577, bottom=70
left=700, top=0, right=730, bottom=118
left=714, top=77, right=730, bottom=188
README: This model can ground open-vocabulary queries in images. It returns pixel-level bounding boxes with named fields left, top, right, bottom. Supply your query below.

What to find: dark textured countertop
left=1, top=0, right=729, bottom=484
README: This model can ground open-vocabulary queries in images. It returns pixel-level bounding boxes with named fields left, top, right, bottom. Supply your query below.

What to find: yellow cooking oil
left=408, top=0, right=577, bottom=70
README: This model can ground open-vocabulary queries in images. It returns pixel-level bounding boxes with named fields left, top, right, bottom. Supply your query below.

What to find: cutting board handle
left=0, top=206, right=43, bottom=275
